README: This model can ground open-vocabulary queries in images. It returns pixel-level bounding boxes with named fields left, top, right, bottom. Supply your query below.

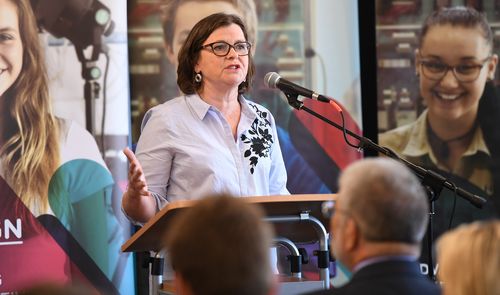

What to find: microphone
left=264, top=72, right=330, bottom=103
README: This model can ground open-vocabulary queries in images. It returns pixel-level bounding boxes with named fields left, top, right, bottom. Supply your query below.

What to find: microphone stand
left=75, top=44, right=102, bottom=136
left=282, top=91, right=487, bottom=281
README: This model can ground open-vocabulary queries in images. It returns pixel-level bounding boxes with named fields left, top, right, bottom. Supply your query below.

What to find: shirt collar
left=185, top=93, right=211, bottom=120
left=185, top=93, right=257, bottom=121
left=400, top=109, right=432, bottom=158
left=352, top=255, right=417, bottom=274
left=463, top=126, right=490, bottom=156
left=239, top=95, right=258, bottom=122
left=401, top=109, right=490, bottom=161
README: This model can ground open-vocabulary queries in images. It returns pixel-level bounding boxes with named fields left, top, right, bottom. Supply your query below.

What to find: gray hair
left=340, top=158, right=429, bottom=244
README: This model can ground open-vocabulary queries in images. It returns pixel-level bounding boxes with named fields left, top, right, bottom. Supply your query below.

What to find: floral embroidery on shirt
left=241, top=104, right=273, bottom=174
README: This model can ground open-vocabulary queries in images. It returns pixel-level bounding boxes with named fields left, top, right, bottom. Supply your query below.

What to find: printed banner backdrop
left=127, top=0, right=362, bottom=284
left=373, top=0, right=500, bottom=276
left=0, top=0, right=134, bottom=294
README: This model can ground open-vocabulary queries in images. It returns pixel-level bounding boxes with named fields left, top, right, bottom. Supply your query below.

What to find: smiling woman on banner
left=380, top=6, right=500, bottom=239
left=122, top=13, right=289, bottom=224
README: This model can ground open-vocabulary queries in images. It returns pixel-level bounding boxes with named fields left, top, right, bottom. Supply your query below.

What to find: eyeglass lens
left=420, top=59, right=488, bottom=82
left=207, top=42, right=250, bottom=56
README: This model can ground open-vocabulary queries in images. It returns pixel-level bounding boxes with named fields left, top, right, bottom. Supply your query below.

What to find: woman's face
left=416, top=25, right=497, bottom=123
left=0, top=0, right=23, bottom=98
left=166, top=1, right=240, bottom=67
left=195, top=23, right=248, bottom=92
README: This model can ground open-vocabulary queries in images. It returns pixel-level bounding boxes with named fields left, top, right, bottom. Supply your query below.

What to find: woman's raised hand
left=122, top=147, right=157, bottom=223
left=123, top=147, right=151, bottom=198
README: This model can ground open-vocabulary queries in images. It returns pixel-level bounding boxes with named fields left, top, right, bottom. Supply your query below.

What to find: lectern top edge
left=121, top=194, right=337, bottom=253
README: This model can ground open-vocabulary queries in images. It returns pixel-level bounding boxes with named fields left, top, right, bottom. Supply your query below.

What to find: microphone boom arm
left=283, top=92, right=486, bottom=209
left=283, top=90, right=487, bottom=281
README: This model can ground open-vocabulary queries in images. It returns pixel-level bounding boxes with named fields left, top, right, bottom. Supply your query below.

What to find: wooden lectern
left=121, top=194, right=336, bottom=295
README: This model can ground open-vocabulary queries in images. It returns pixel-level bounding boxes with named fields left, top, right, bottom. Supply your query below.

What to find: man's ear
left=344, top=217, right=359, bottom=251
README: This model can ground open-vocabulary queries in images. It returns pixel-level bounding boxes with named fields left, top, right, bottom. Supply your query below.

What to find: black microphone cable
left=100, top=45, right=110, bottom=156
left=305, top=47, right=327, bottom=96
left=265, top=71, right=361, bottom=150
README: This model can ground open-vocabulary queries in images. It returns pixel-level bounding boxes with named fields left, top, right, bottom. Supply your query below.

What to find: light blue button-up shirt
left=135, top=94, right=289, bottom=210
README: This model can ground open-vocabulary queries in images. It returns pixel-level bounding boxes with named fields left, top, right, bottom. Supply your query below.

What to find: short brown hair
left=165, top=194, right=274, bottom=295
left=176, top=13, right=255, bottom=94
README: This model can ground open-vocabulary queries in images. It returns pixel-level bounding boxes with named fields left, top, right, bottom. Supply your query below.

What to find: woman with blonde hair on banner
left=0, top=0, right=59, bottom=216
left=0, top=0, right=131, bottom=292
left=437, top=220, right=500, bottom=295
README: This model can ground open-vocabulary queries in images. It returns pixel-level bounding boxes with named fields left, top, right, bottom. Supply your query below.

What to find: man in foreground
left=306, top=158, right=440, bottom=295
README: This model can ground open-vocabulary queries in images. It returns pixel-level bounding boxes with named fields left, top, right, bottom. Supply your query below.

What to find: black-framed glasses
left=201, top=41, right=251, bottom=57
left=419, top=55, right=492, bottom=83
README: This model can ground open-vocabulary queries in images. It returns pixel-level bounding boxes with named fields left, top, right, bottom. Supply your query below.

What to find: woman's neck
left=198, top=86, right=242, bottom=140
left=427, top=111, right=477, bottom=141
left=198, top=86, right=240, bottom=115
left=426, top=112, right=478, bottom=170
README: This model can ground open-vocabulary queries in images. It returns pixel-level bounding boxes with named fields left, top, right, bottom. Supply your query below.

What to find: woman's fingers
left=123, top=147, right=150, bottom=196
left=123, top=147, right=136, bottom=163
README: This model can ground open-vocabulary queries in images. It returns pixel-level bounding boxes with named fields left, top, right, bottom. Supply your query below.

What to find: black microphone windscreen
left=264, top=72, right=280, bottom=89
left=304, top=47, right=316, bottom=58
